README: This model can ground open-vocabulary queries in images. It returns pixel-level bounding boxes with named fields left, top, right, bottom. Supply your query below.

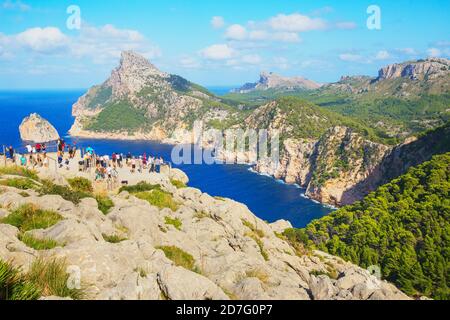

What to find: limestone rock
left=157, top=266, right=229, bottom=300
left=270, top=219, right=293, bottom=233
left=19, top=113, right=60, bottom=143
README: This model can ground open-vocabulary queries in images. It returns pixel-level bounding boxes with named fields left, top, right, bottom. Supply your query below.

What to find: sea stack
left=19, top=113, right=60, bottom=143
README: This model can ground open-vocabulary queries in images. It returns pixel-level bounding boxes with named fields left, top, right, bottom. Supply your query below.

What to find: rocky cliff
left=19, top=113, right=60, bottom=143
left=254, top=122, right=450, bottom=206
left=325, top=58, right=450, bottom=97
left=232, top=71, right=322, bottom=93
left=0, top=165, right=409, bottom=300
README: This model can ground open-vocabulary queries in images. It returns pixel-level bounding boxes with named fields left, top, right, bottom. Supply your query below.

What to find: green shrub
left=1, top=204, right=62, bottom=232
left=0, top=178, right=38, bottom=190
left=242, top=219, right=265, bottom=238
left=18, top=234, right=60, bottom=251
left=39, top=180, right=91, bottom=204
left=135, top=190, right=179, bottom=211
left=165, top=216, right=182, bottom=230
left=119, top=182, right=161, bottom=194
left=102, top=234, right=127, bottom=243
left=67, top=177, right=93, bottom=193
left=170, top=179, right=187, bottom=189
left=157, top=246, right=199, bottom=273
left=27, top=258, right=86, bottom=300
left=0, top=166, right=39, bottom=180
left=0, top=259, right=42, bottom=300
left=96, top=195, right=114, bottom=215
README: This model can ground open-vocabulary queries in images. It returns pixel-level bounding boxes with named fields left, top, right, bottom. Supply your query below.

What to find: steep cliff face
left=19, top=113, right=60, bottom=143
left=254, top=122, right=450, bottom=207
left=304, top=127, right=390, bottom=206
left=253, top=126, right=390, bottom=206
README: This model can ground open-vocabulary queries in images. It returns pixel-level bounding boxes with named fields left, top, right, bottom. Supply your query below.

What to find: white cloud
left=248, top=30, right=269, bottom=41
left=2, top=0, right=30, bottom=11
left=375, top=50, right=390, bottom=60
left=241, top=54, right=262, bottom=65
left=71, top=24, right=161, bottom=63
left=268, top=13, right=327, bottom=32
left=435, top=41, right=450, bottom=47
left=179, top=56, right=201, bottom=69
left=336, top=21, right=357, bottom=30
left=273, top=57, right=289, bottom=70
left=0, top=24, right=161, bottom=65
left=200, top=44, right=236, bottom=60
left=397, top=48, right=417, bottom=55
left=427, top=48, right=441, bottom=57
left=211, top=16, right=225, bottom=29
left=339, top=53, right=364, bottom=62
left=225, top=24, right=247, bottom=40
left=16, top=27, right=69, bottom=53
left=272, top=32, right=301, bottom=43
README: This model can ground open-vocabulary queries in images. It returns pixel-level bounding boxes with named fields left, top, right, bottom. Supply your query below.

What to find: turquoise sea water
left=0, top=90, right=332, bottom=228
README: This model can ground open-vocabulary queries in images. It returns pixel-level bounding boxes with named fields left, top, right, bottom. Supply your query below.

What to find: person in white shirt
left=26, top=144, right=32, bottom=154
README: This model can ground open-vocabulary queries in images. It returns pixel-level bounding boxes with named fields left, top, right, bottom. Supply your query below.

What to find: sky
left=0, top=0, right=449, bottom=89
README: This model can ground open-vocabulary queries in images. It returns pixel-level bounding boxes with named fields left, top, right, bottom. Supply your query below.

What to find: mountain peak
left=118, top=51, right=165, bottom=75
left=232, top=71, right=321, bottom=93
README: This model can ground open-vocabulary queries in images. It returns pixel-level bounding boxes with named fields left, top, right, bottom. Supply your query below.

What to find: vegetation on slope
left=284, top=153, right=450, bottom=299
left=85, top=100, right=148, bottom=132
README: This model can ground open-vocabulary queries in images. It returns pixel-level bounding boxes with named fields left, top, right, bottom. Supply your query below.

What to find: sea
left=0, top=89, right=332, bottom=228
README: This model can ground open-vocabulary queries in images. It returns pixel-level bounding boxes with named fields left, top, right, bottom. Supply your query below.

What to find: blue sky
left=0, top=0, right=449, bottom=89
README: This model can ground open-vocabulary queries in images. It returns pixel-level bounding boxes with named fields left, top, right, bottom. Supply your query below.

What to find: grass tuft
left=135, top=190, right=179, bottom=211
left=0, top=204, right=62, bottom=232
left=242, top=219, right=265, bottom=238
left=19, top=233, right=61, bottom=250
left=27, top=258, right=86, bottom=300
left=95, top=195, right=114, bottom=215
left=67, top=177, right=93, bottom=193
left=0, top=178, right=38, bottom=190
left=157, top=246, right=199, bottom=273
left=119, top=182, right=161, bottom=194
left=170, top=179, right=187, bottom=189
left=164, top=216, right=182, bottom=230
left=0, top=166, right=39, bottom=180
left=39, top=180, right=91, bottom=205
left=102, top=233, right=127, bottom=243
left=0, top=259, right=42, bottom=300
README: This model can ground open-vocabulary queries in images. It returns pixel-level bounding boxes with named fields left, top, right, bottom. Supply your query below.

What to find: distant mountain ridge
left=231, top=71, right=322, bottom=93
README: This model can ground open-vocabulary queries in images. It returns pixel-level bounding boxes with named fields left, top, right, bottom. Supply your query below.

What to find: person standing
left=26, top=144, right=32, bottom=154
left=8, top=146, right=14, bottom=162
left=155, top=157, right=161, bottom=173
left=20, top=154, right=27, bottom=166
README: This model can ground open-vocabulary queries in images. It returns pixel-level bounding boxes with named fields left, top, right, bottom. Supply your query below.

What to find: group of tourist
left=3, top=142, right=170, bottom=189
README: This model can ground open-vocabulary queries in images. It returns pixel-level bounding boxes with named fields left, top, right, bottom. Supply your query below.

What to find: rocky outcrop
left=232, top=71, right=321, bottom=93
left=377, top=58, right=450, bottom=81
left=19, top=113, right=60, bottom=143
left=0, top=167, right=409, bottom=300
left=253, top=126, right=390, bottom=206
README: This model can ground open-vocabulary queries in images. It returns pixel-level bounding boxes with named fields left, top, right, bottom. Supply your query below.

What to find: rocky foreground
left=0, top=165, right=409, bottom=300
